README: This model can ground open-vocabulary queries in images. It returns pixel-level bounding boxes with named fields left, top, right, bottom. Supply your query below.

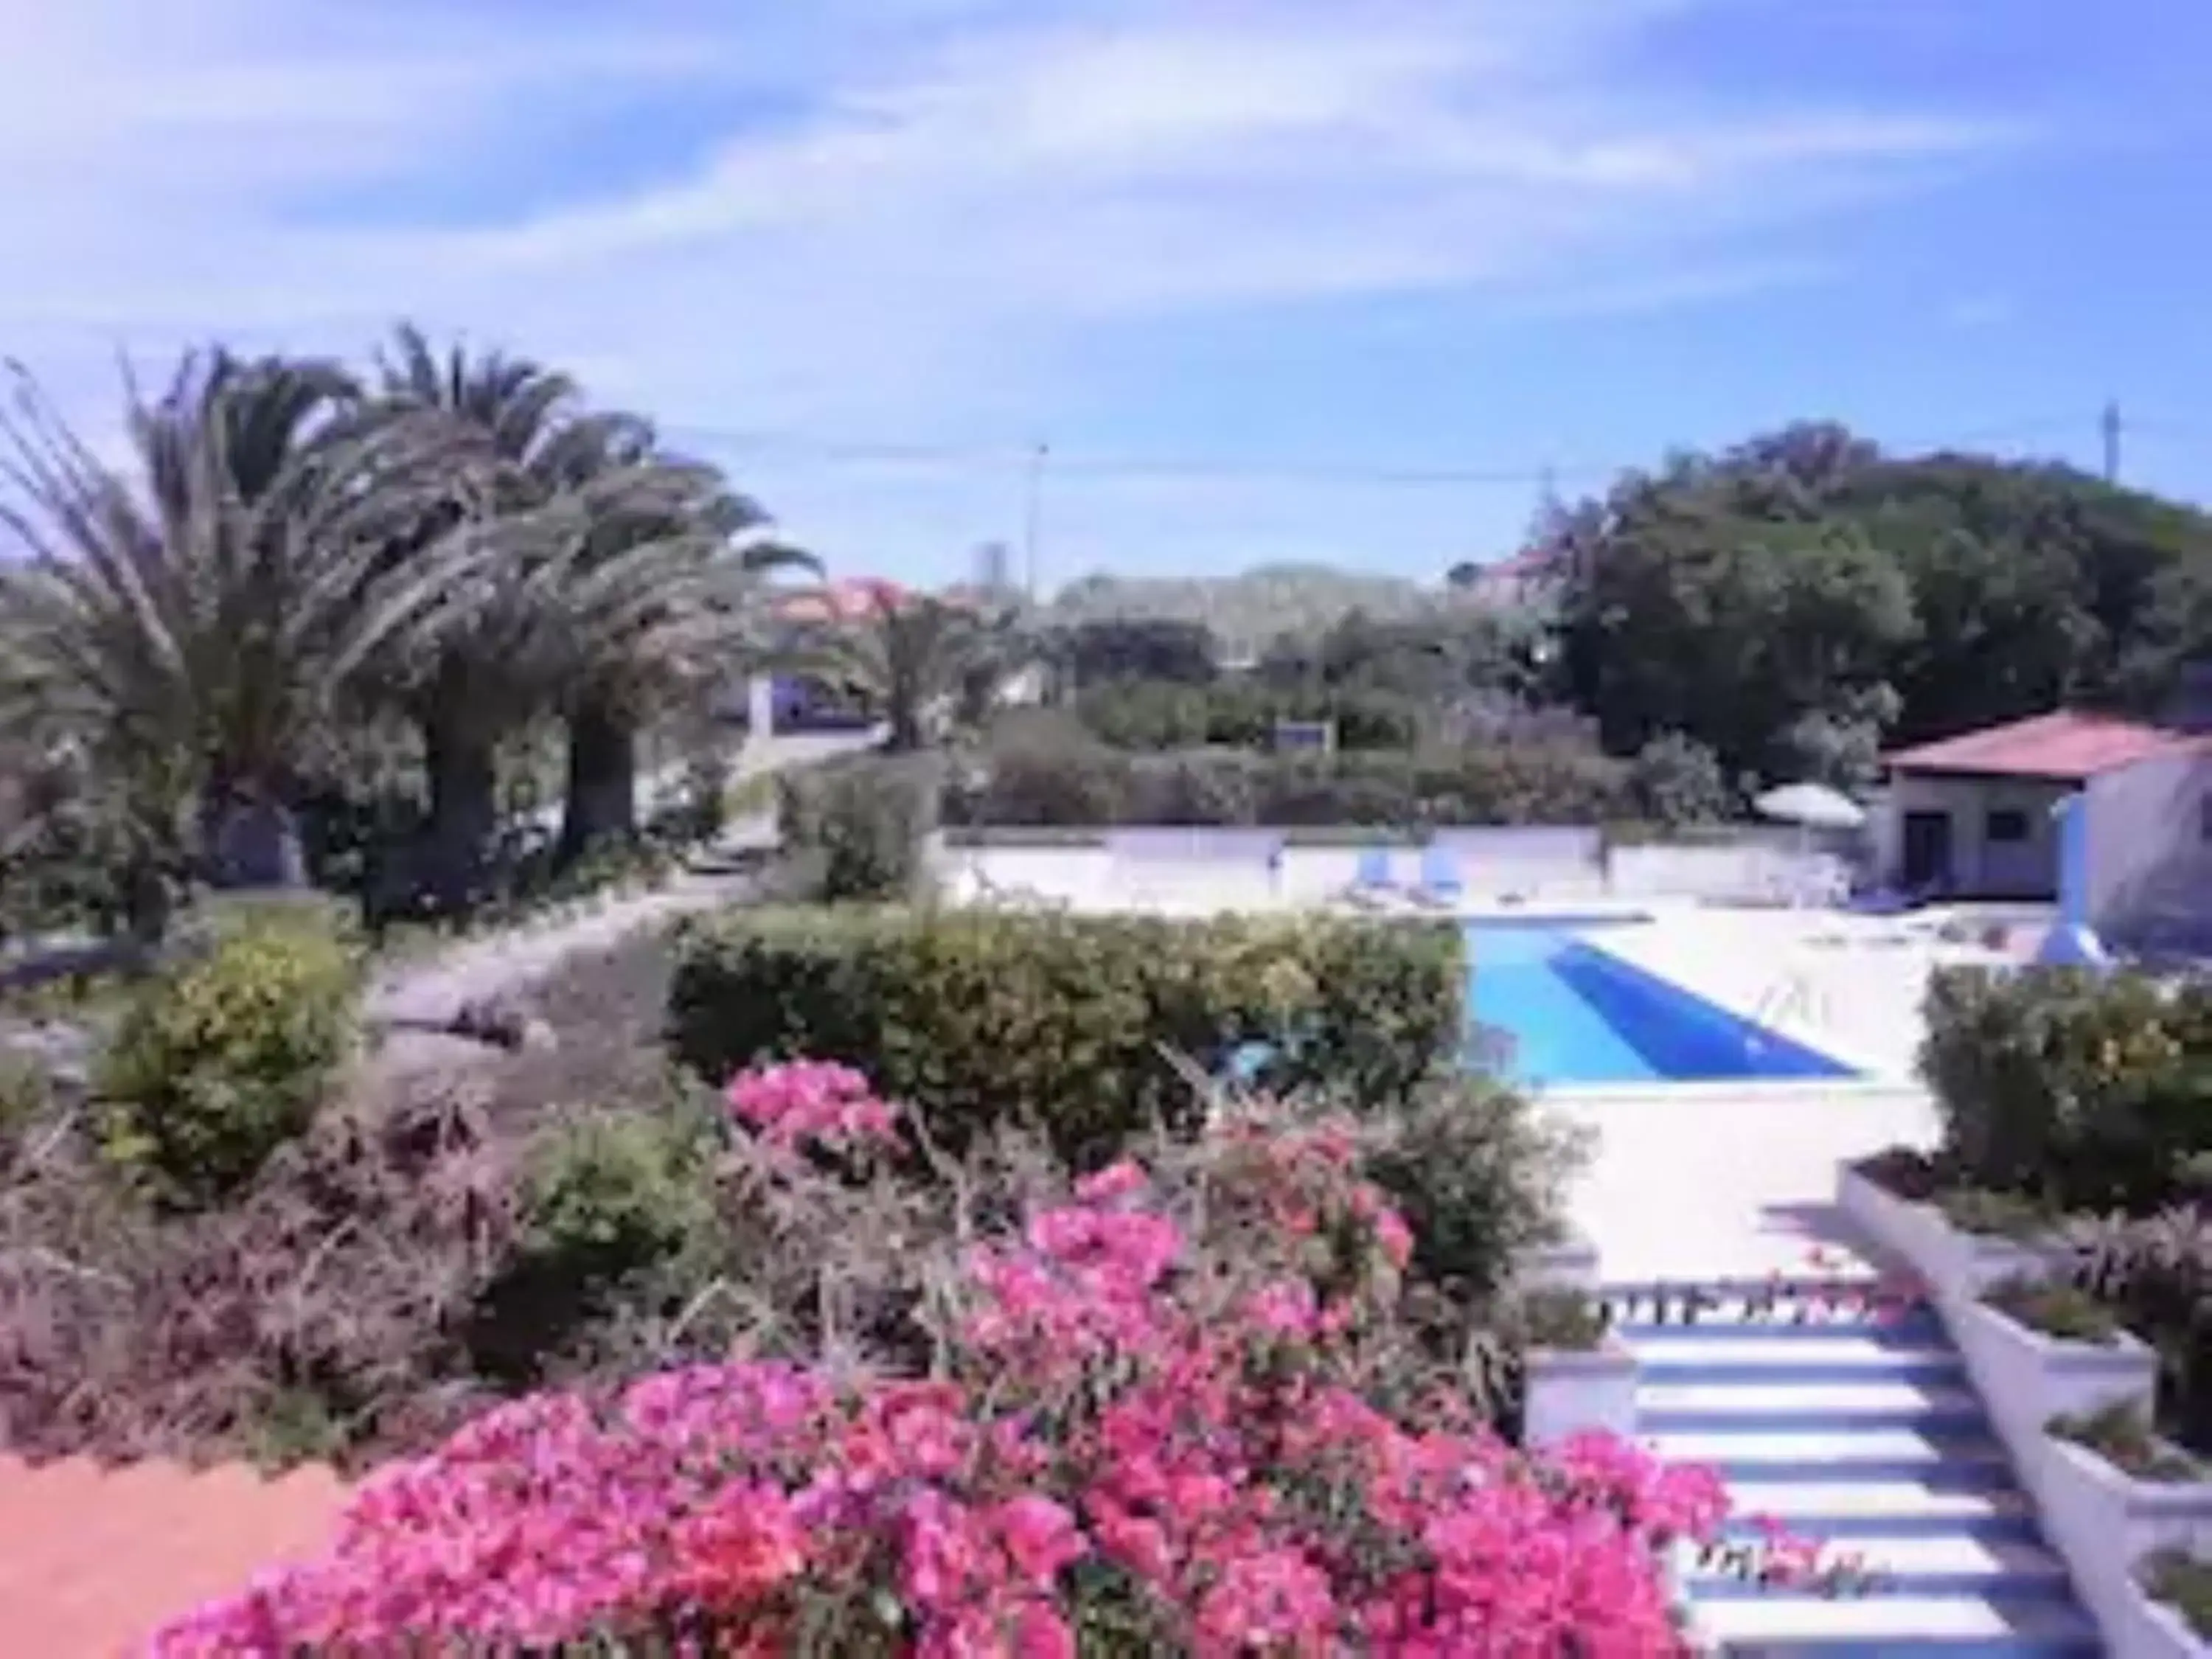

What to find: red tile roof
left=1882, top=710, right=2208, bottom=781
left=0, top=1453, right=349, bottom=1655
left=771, top=577, right=911, bottom=625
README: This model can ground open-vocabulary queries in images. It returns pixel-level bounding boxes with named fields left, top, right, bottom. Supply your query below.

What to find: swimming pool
left=1464, top=919, right=1851, bottom=1086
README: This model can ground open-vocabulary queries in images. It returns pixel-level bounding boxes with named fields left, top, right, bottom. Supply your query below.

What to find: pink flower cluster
left=154, top=1079, right=1753, bottom=1658
left=724, top=1059, right=901, bottom=1155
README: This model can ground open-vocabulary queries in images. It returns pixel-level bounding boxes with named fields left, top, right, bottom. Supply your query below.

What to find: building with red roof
left=1876, top=709, right=2212, bottom=942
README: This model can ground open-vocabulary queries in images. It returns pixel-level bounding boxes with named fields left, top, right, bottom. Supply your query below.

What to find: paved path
left=362, top=726, right=874, bottom=1065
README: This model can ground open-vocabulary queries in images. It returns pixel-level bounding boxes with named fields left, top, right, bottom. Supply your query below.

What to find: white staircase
left=1612, top=1279, right=2102, bottom=1656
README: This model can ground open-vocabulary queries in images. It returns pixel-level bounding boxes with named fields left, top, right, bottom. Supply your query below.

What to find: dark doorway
left=1902, top=810, right=1954, bottom=894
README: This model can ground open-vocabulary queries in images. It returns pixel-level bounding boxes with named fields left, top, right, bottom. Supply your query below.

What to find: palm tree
left=363, top=324, right=636, bottom=894
left=803, top=588, right=1018, bottom=752
left=0, top=353, right=484, bottom=906
left=499, top=428, right=811, bottom=860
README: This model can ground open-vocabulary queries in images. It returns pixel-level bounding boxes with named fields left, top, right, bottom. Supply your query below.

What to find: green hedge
left=1921, top=965, right=2212, bottom=1212
left=667, top=908, right=1466, bottom=1163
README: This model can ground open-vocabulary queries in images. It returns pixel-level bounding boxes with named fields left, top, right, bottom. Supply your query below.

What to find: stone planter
left=1524, top=1340, right=1638, bottom=1448
left=2105, top=1580, right=2212, bottom=1659
left=2027, top=1438, right=2212, bottom=1659
left=1834, top=1162, right=2059, bottom=1310
left=1952, top=1297, right=2159, bottom=1449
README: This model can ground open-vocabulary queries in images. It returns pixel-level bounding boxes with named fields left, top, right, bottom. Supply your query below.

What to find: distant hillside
left=1045, top=565, right=1442, bottom=655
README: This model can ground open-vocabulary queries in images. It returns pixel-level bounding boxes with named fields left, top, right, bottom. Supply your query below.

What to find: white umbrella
left=1754, top=782, right=1866, bottom=831
left=1754, top=782, right=1865, bottom=909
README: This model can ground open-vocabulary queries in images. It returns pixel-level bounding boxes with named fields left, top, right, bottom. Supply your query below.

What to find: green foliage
left=1051, top=617, right=1219, bottom=686
left=97, top=910, right=361, bottom=1208
left=1075, top=678, right=1419, bottom=754
left=1919, top=966, right=2212, bottom=1211
left=1627, top=731, right=1733, bottom=827
left=1933, top=1186, right=2059, bottom=1240
left=1981, top=1276, right=2123, bottom=1344
left=2048, top=1401, right=2201, bottom=1481
left=949, top=742, right=1632, bottom=829
left=1551, top=423, right=2212, bottom=781
left=666, top=908, right=1464, bottom=1164
left=517, top=1110, right=717, bottom=1283
left=1511, top=1289, right=1611, bottom=1352
left=2140, top=1551, right=2212, bottom=1638
left=468, top=1107, right=722, bottom=1387
left=1363, top=1076, right=1589, bottom=1304
left=777, top=752, right=944, bottom=901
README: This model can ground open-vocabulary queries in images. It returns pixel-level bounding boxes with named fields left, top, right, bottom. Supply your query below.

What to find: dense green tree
left=1550, top=425, right=2212, bottom=782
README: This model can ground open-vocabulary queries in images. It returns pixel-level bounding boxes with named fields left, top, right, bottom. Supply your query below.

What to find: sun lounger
left=1341, top=846, right=1399, bottom=908
left=1412, top=846, right=1464, bottom=908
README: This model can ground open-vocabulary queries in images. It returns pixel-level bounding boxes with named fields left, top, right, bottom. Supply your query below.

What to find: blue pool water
left=1464, top=919, right=1852, bottom=1086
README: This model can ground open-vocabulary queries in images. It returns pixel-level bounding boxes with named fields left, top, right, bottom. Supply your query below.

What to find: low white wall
left=938, top=824, right=1846, bottom=911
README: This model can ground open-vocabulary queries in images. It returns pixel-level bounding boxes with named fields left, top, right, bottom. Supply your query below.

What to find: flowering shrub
left=155, top=1066, right=1792, bottom=1656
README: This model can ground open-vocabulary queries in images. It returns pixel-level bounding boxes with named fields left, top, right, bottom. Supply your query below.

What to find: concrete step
left=1686, top=1534, right=2072, bottom=1599
left=1719, top=1479, right=2037, bottom=1540
left=1640, top=1380, right=1986, bottom=1433
left=1691, top=1590, right=2100, bottom=1654
left=1647, top=1428, right=2011, bottom=1484
left=1615, top=1314, right=1948, bottom=1346
left=1636, top=1337, right=1965, bottom=1386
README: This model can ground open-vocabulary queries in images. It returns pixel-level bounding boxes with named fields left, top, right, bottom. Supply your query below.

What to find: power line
left=661, top=414, right=2115, bottom=493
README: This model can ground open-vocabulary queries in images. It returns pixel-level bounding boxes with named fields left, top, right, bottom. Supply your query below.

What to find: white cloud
left=0, top=0, right=2024, bottom=579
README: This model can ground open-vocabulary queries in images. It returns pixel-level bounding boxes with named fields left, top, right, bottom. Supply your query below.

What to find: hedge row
left=667, top=908, right=1467, bottom=1164
left=946, top=743, right=1634, bottom=830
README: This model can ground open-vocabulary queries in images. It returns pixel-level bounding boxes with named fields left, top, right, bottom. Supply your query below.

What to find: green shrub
left=778, top=752, right=943, bottom=901
left=467, top=1108, right=721, bottom=1386
left=666, top=908, right=1464, bottom=1164
left=947, top=740, right=1635, bottom=830
left=2140, top=1551, right=2212, bottom=1638
left=1920, top=966, right=2212, bottom=1211
left=1982, top=1276, right=2122, bottom=1344
left=517, top=1110, right=717, bottom=1281
left=1935, top=1186, right=2059, bottom=1240
left=1363, top=1075, right=1589, bottom=1304
left=97, top=910, right=361, bottom=1208
left=2048, top=1401, right=2201, bottom=1481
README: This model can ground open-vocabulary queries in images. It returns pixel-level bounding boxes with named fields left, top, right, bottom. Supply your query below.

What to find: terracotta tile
left=0, top=1453, right=349, bottom=1656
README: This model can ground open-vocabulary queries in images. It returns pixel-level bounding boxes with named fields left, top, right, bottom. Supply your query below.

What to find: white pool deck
left=947, top=851, right=2017, bottom=1283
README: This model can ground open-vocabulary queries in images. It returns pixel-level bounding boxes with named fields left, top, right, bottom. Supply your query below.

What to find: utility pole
left=2102, top=400, right=2122, bottom=484
left=1023, top=440, right=1048, bottom=602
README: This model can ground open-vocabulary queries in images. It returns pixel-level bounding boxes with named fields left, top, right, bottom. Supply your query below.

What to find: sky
left=4, top=0, right=2212, bottom=591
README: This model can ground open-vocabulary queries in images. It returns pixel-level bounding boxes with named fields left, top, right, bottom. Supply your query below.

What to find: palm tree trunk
left=204, top=776, right=307, bottom=891
left=557, top=696, right=638, bottom=865
left=422, top=714, right=499, bottom=907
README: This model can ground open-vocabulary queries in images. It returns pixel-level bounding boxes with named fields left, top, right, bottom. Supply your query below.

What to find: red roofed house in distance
left=1874, top=708, right=2212, bottom=949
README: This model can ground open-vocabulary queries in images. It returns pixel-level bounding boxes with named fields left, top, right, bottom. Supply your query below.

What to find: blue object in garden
left=2037, top=793, right=2111, bottom=967
left=1418, top=845, right=1464, bottom=904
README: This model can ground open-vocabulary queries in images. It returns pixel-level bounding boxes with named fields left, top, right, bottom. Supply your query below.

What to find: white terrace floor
left=951, top=853, right=2020, bottom=1284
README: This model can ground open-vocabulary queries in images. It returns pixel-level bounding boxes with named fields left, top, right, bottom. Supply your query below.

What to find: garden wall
left=929, top=824, right=1843, bottom=910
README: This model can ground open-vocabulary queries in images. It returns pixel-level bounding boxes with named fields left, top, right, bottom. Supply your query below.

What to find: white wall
left=1884, top=773, right=2068, bottom=897
left=2085, top=751, right=2212, bottom=948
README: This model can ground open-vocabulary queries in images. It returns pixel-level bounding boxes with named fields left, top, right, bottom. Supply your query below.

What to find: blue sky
left=4, top=0, right=2211, bottom=590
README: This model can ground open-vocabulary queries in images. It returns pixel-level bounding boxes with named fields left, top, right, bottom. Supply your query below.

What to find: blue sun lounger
left=1414, top=845, right=1464, bottom=907
left=1346, top=845, right=1397, bottom=905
